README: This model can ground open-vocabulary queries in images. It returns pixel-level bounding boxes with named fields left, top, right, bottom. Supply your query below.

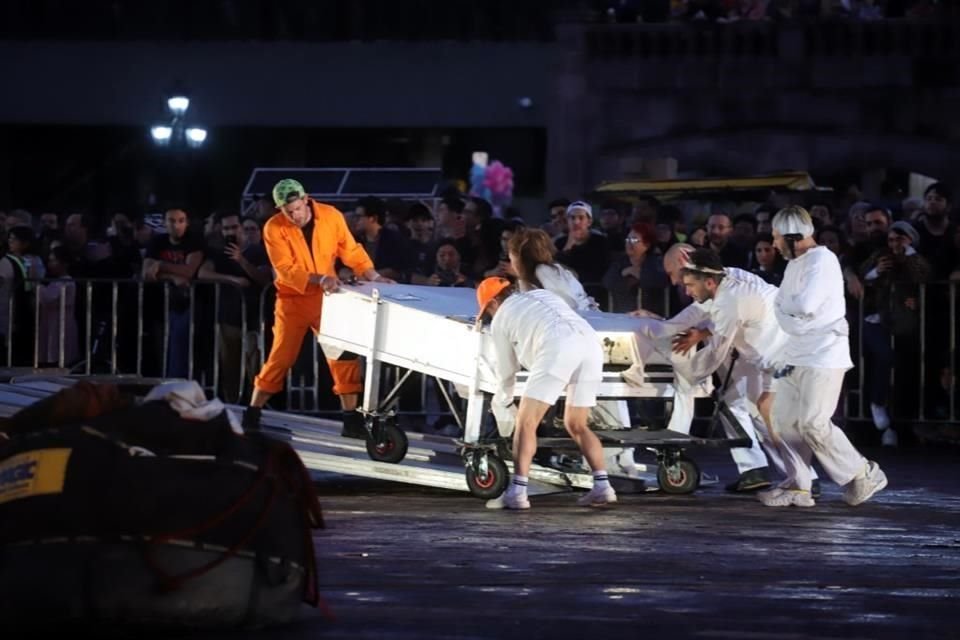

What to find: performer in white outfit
left=762, top=206, right=887, bottom=507
left=630, top=244, right=798, bottom=492
left=477, top=277, right=617, bottom=510
left=507, top=228, right=638, bottom=476
left=671, top=248, right=816, bottom=491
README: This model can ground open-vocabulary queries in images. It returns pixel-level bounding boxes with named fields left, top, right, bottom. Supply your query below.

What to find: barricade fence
left=4, top=277, right=956, bottom=426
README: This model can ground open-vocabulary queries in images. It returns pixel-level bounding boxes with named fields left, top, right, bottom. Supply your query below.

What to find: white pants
left=772, top=367, right=865, bottom=491
left=669, top=354, right=815, bottom=479
left=525, top=332, right=603, bottom=407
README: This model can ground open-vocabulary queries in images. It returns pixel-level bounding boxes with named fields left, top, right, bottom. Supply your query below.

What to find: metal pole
left=33, top=279, right=40, bottom=369
left=857, top=292, right=865, bottom=420
left=950, top=282, right=956, bottom=422
left=85, top=281, right=93, bottom=375
left=136, top=281, right=144, bottom=377
left=188, top=284, right=195, bottom=381
left=312, top=334, right=320, bottom=412
left=239, top=289, right=247, bottom=401
left=213, top=282, right=221, bottom=398
left=110, top=281, right=118, bottom=374
left=58, top=285, right=66, bottom=368
left=918, top=283, right=926, bottom=421
left=163, top=283, right=170, bottom=378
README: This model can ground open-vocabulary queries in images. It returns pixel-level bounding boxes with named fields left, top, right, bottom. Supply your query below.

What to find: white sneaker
left=881, top=428, right=898, bottom=447
left=843, top=461, right=887, bottom=506
left=621, top=364, right=648, bottom=388
left=759, top=488, right=815, bottom=508
left=485, top=490, right=531, bottom=510
left=576, top=485, right=618, bottom=507
left=870, top=403, right=891, bottom=431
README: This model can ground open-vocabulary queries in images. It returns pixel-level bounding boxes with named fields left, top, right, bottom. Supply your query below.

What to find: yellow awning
left=593, top=171, right=821, bottom=197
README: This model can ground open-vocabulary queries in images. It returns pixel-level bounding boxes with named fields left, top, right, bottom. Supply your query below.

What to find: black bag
left=0, top=403, right=326, bottom=631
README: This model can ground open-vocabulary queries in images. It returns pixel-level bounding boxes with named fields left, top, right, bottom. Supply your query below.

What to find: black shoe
left=341, top=411, right=368, bottom=440
left=725, top=467, right=772, bottom=493
left=242, top=406, right=262, bottom=432
left=811, top=479, right=822, bottom=499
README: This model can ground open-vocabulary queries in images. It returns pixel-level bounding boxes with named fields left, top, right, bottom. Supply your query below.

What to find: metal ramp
left=0, top=377, right=622, bottom=497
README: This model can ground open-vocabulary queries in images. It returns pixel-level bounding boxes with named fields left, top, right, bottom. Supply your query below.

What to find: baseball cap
left=890, top=220, right=920, bottom=247
left=566, top=200, right=593, bottom=219
left=476, top=277, right=512, bottom=317
left=272, top=179, right=307, bottom=207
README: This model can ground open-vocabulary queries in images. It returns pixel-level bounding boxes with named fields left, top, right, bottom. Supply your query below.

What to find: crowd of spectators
left=1, top=178, right=956, bottom=442
left=599, top=0, right=951, bottom=23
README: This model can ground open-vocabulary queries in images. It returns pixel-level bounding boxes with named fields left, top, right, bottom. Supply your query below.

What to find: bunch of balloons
left=469, top=157, right=515, bottom=213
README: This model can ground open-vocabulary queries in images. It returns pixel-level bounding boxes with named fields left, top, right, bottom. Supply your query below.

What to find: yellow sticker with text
left=0, top=448, right=72, bottom=505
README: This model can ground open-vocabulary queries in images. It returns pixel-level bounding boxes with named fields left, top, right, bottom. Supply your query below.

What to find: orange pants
left=253, top=294, right=361, bottom=396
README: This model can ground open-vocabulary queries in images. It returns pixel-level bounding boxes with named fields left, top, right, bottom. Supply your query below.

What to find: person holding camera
left=198, top=212, right=272, bottom=403
left=427, top=241, right=474, bottom=288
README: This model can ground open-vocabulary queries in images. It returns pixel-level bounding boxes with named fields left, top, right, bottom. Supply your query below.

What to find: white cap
left=566, top=201, right=593, bottom=219
left=772, top=206, right=815, bottom=238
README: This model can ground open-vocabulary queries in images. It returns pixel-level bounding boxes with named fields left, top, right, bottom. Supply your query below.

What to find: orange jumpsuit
left=253, top=199, right=374, bottom=396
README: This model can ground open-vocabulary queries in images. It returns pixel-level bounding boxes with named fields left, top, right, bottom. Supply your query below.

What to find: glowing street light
left=166, top=96, right=190, bottom=116
left=150, top=93, right=207, bottom=149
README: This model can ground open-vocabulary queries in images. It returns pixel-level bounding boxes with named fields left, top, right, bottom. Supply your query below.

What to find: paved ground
left=175, top=445, right=960, bottom=640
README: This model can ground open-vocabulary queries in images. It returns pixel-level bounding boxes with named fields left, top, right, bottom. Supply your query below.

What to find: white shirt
left=519, top=263, right=597, bottom=311
left=775, top=246, right=853, bottom=369
left=489, top=288, right=596, bottom=407
left=686, top=267, right=788, bottom=380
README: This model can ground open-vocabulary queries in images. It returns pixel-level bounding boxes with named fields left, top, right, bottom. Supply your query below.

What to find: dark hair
left=406, top=202, right=433, bottom=222
left=924, top=182, right=952, bottom=202
left=48, top=244, right=71, bottom=266
left=441, top=196, right=465, bottom=214
left=8, top=224, right=36, bottom=247
left=548, top=198, right=571, bottom=210
left=681, top=248, right=726, bottom=283
left=242, top=216, right=262, bottom=230
left=214, top=211, right=240, bottom=224
left=468, top=197, right=493, bottom=221
left=435, top=240, right=460, bottom=256
left=507, top=228, right=556, bottom=289
left=502, top=219, right=526, bottom=233
left=863, top=204, right=892, bottom=223
left=733, top=213, right=758, bottom=231
left=357, top=196, right=386, bottom=225
left=754, top=203, right=778, bottom=216
left=754, top=233, right=774, bottom=246
left=657, top=205, right=682, bottom=226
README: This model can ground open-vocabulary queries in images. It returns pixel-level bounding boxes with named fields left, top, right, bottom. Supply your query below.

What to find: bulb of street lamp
left=186, top=127, right=208, bottom=144
left=167, top=96, right=190, bottom=115
left=150, top=125, right=173, bottom=143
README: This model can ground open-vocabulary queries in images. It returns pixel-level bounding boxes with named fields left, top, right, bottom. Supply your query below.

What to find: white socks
left=592, top=471, right=611, bottom=491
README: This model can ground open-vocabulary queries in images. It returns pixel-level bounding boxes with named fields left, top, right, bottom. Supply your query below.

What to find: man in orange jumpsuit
left=242, top=179, right=392, bottom=437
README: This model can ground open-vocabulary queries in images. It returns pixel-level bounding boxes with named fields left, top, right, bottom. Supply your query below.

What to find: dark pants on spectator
left=153, top=309, right=191, bottom=379
left=863, top=320, right=919, bottom=421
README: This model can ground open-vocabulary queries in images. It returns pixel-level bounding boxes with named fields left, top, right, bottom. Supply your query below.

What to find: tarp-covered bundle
left=0, top=381, right=325, bottom=631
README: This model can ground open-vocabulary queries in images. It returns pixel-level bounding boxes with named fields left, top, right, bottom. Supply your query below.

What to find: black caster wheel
left=657, top=455, right=700, bottom=494
left=465, top=454, right=509, bottom=499
left=366, top=420, right=409, bottom=464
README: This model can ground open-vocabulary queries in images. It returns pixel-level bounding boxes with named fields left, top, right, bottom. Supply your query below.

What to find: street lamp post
left=150, top=95, right=207, bottom=149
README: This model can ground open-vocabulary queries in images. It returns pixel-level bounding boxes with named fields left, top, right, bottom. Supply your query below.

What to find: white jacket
left=519, top=263, right=597, bottom=311
left=686, top=267, right=789, bottom=380
left=489, top=289, right=597, bottom=408
left=774, top=246, right=853, bottom=369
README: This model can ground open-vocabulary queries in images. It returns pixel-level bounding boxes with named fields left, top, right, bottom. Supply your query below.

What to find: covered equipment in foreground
left=0, top=381, right=325, bottom=632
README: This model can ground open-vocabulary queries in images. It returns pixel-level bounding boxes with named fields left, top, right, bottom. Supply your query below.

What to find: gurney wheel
left=656, top=456, right=700, bottom=495
left=366, top=422, right=409, bottom=464
left=466, top=454, right=508, bottom=499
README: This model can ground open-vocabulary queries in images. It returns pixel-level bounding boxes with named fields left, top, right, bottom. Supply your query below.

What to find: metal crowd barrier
left=4, top=277, right=956, bottom=426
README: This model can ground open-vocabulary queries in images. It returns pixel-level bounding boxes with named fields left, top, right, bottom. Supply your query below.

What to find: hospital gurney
left=318, top=283, right=749, bottom=498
